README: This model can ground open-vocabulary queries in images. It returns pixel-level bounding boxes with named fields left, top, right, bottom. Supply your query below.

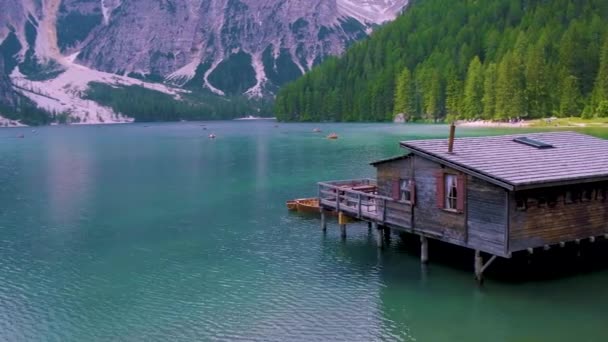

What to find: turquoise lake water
left=0, top=122, right=607, bottom=341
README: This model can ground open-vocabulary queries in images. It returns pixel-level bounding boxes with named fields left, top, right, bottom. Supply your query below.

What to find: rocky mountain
left=0, top=55, right=17, bottom=109
left=0, top=0, right=409, bottom=124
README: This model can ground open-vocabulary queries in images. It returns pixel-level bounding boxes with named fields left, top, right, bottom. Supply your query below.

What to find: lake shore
left=456, top=120, right=529, bottom=128
left=456, top=118, right=608, bottom=128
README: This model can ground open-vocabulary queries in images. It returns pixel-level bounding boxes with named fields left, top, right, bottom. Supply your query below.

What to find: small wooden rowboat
left=327, top=133, right=338, bottom=140
left=286, top=200, right=298, bottom=210
left=286, top=198, right=320, bottom=213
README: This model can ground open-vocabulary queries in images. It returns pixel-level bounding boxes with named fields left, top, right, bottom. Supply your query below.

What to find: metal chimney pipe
left=448, top=122, right=456, bottom=153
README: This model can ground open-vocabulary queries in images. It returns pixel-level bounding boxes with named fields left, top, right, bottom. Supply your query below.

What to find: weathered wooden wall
left=466, top=176, right=508, bottom=256
left=410, top=157, right=466, bottom=241
left=509, top=183, right=608, bottom=251
left=376, top=158, right=411, bottom=197
left=375, top=159, right=413, bottom=228
left=375, top=155, right=509, bottom=256
left=375, top=153, right=608, bottom=256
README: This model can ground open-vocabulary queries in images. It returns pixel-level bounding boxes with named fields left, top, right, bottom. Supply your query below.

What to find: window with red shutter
left=399, top=179, right=411, bottom=202
left=445, top=174, right=458, bottom=210
left=409, top=180, right=416, bottom=205
left=456, top=174, right=466, bottom=212
left=435, top=171, right=445, bottom=208
left=392, top=179, right=401, bottom=200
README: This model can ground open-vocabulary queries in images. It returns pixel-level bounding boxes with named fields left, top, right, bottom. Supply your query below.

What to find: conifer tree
left=591, top=34, right=608, bottom=115
left=482, top=62, right=497, bottom=119
left=560, top=75, right=582, bottom=117
left=394, top=67, right=415, bottom=120
left=525, top=43, right=549, bottom=118
left=462, top=56, right=484, bottom=119
left=423, top=71, right=442, bottom=121
left=495, top=55, right=511, bottom=120
left=445, top=67, right=463, bottom=121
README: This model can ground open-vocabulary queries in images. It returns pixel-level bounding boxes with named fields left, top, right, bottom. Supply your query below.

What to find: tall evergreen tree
left=591, top=34, right=608, bottom=114
left=445, top=67, right=463, bottom=121
left=423, top=70, right=442, bottom=121
left=482, top=62, right=498, bottom=119
left=495, top=53, right=526, bottom=119
left=525, top=43, right=550, bottom=118
left=462, top=56, right=484, bottom=119
left=560, top=75, right=582, bottom=117
left=393, top=67, right=415, bottom=120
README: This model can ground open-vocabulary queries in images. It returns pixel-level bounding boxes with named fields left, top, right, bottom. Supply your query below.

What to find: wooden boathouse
left=318, top=129, right=608, bottom=281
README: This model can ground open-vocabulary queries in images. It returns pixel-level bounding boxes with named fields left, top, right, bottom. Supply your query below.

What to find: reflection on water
left=0, top=122, right=606, bottom=341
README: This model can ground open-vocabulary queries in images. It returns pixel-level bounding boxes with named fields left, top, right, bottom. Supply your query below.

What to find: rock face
left=0, top=55, right=18, bottom=109
left=1, top=0, right=409, bottom=97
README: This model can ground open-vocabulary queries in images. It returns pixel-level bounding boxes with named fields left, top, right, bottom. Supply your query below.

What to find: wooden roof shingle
left=400, top=131, right=608, bottom=190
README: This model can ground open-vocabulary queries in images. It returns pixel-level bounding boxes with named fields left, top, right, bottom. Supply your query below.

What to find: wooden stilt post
left=320, top=211, right=327, bottom=231
left=474, top=250, right=483, bottom=283
left=383, top=226, right=391, bottom=242
left=373, top=223, right=384, bottom=249
left=367, top=221, right=372, bottom=232
left=338, top=212, right=347, bottom=239
left=420, top=236, right=429, bottom=264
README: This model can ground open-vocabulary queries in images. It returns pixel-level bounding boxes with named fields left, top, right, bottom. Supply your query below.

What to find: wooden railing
left=318, top=179, right=413, bottom=228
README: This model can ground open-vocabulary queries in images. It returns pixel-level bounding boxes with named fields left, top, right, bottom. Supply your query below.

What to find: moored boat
left=286, top=198, right=320, bottom=213
left=327, top=133, right=338, bottom=139
left=286, top=200, right=298, bottom=210
left=296, top=198, right=320, bottom=213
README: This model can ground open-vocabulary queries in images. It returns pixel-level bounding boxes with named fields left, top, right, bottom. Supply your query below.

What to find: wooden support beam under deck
left=474, top=250, right=497, bottom=284
left=374, top=223, right=384, bottom=249
left=320, top=211, right=327, bottom=231
left=420, top=236, right=429, bottom=264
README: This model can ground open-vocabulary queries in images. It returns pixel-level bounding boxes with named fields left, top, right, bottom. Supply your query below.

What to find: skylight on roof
left=513, top=137, right=554, bottom=149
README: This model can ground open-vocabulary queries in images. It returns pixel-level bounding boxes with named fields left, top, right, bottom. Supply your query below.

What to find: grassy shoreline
left=527, top=117, right=608, bottom=128
left=455, top=117, right=608, bottom=128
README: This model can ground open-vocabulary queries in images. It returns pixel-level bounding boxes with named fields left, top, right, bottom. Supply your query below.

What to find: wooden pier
left=317, top=130, right=608, bottom=283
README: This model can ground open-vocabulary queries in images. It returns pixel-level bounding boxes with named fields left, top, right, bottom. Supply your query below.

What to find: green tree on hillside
left=495, top=53, right=526, bottom=119
left=462, top=56, right=484, bottom=119
left=445, top=67, right=463, bottom=122
left=591, top=34, right=608, bottom=115
left=560, top=75, right=583, bottom=117
left=482, top=63, right=498, bottom=119
left=525, top=43, right=550, bottom=119
left=275, top=0, right=608, bottom=122
left=394, top=67, right=416, bottom=120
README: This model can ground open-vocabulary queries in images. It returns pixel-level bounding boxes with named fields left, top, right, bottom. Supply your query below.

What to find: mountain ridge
left=0, top=0, right=408, bottom=124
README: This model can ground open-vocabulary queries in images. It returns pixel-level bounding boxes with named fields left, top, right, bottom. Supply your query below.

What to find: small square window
left=600, top=188, right=608, bottom=202
left=526, top=197, right=539, bottom=208
left=547, top=194, right=558, bottom=208
left=581, top=188, right=594, bottom=202
left=537, top=196, right=547, bottom=208
left=444, top=174, right=458, bottom=210
left=516, top=196, right=527, bottom=211
left=564, top=191, right=576, bottom=204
